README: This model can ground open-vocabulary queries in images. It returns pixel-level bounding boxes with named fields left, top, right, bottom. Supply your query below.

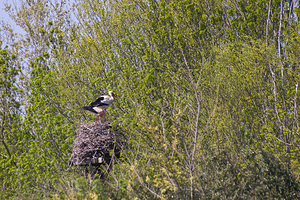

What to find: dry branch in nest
left=69, top=121, right=123, bottom=167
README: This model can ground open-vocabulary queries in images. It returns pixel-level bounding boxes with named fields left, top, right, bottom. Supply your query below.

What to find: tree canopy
left=0, top=0, right=299, bottom=199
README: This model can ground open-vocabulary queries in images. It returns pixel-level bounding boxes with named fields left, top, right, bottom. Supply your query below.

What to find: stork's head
left=109, top=91, right=118, bottom=99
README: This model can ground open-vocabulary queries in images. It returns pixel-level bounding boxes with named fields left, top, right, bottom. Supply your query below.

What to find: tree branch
left=266, top=0, right=272, bottom=45
left=278, top=0, right=284, bottom=82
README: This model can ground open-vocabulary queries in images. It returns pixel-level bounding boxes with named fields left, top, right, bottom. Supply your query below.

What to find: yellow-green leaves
left=1, top=0, right=300, bottom=199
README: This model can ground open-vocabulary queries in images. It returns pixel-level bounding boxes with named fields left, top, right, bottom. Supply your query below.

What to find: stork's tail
left=82, top=106, right=98, bottom=114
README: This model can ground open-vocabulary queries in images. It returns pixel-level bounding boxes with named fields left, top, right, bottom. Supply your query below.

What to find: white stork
left=82, top=91, right=118, bottom=122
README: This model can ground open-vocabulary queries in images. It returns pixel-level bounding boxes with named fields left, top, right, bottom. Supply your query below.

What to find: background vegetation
left=0, top=0, right=299, bottom=199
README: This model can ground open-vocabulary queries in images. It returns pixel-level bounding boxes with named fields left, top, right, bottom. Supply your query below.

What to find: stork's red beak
left=113, top=93, right=118, bottom=99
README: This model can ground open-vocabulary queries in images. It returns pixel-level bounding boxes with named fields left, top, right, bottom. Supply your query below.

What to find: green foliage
left=0, top=48, right=23, bottom=199
left=0, top=0, right=299, bottom=199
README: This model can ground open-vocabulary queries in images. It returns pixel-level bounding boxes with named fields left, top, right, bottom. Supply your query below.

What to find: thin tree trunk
left=266, top=0, right=272, bottom=45
left=278, top=0, right=284, bottom=82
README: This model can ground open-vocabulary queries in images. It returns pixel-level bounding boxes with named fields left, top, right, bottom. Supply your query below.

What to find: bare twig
left=275, top=136, right=300, bottom=147
left=132, top=166, right=162, bottom=198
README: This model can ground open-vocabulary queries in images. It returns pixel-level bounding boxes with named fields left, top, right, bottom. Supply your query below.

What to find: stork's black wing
left=90, top=97, right=109, bottom=107
left=82, top=105, right=98, bottom=114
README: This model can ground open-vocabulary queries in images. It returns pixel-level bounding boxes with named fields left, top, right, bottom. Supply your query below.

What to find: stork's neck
left=108, top=92, right=114, bottom=99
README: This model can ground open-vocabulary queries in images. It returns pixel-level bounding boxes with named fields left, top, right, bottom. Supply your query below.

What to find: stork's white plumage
left=82, top=91, right=118, bottom=122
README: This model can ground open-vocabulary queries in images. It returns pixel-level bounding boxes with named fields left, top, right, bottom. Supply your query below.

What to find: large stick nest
left=69, top=121, right=124, bottom=166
